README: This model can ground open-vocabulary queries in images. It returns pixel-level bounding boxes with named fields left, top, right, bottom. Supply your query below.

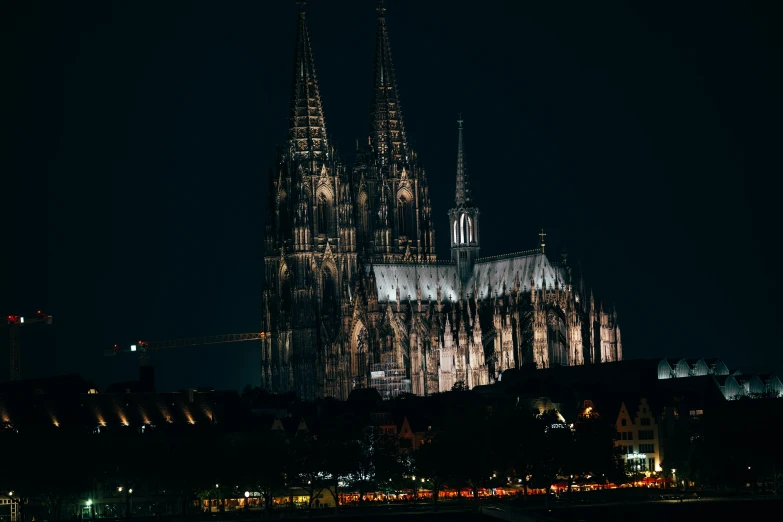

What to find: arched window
left=317, top=193, right=329, bottom=235
left=453, top=220, right=459, bottom=245
left=467, top=216, right=473, bottom=243
left=278, top=191, right=289, bottom=235
left=322, top=269, right=336, bottom=315
left=358, top=192, right=369, bottom=235
left=398, top=197, right=415, bottom=238
left=460, top=214, right=466, bottom=244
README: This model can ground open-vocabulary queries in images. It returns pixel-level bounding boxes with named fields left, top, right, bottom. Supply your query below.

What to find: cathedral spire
left=455, top=115, right=471, bottom=206
left=289, top=2, right=329, bottom=164
left=369, top=0, right=408, bottom=165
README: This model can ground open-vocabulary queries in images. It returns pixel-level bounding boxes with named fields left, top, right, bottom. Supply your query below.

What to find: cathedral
left=260, top=3, right=622, bottom=401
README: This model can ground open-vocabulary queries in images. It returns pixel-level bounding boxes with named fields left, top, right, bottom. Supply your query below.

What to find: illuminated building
left=261, top=3, right=622, bottom=401
left=658, top=358, right=782, bottom=400
left=615, top=398, right=661, bottom=473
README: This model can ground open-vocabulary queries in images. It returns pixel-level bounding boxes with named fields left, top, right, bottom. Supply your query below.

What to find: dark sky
left=2, top=0, right=781, bottom=392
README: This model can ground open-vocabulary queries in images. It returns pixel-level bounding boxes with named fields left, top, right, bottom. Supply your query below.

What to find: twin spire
left=289, top=3, right=329, bottom=163
left=369, top=0, right=409, bottom=165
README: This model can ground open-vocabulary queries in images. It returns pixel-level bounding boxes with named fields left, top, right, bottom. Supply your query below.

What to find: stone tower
left=261, top=3, right=358, bottom=401
left=351, top=1, right=437, bottom=264
left=448, top=117, right=480, bottom=283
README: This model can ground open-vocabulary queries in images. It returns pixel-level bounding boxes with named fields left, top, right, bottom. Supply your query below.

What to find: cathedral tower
left=449, top=117, right=480, bottom=283
left=261, top=3, right=357, bottom=401
left=352, top=1, right=436, bottom=263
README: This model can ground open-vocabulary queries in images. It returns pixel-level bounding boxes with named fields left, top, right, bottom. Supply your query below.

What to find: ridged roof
left=367, top=252, right=568, bottom=303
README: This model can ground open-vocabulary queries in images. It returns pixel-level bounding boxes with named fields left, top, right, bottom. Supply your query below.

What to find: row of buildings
left=2, top=356, right=780, bottom=518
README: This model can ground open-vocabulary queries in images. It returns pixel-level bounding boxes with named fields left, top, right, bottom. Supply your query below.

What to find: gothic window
left=460, top=213, right=466, bottom=244
left=358, top=192, right=369, bottom=235
left=353, top=325, right=368, bottom=387
left=317, top=193, right=329, bottom=235
left=453, top=220, right=459, bottom=245
left=322, top=269, right=336, bottom=310
left=278, top=192, right=289, bottom=235
left=467, top=216, right=473, bottom=243
left=398, top=197, right=414, bottom=238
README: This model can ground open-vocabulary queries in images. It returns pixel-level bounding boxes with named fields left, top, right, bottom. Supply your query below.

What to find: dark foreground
left=80, top=498, right=782, bottom=522
left=267, top=497, right=782, bottom=522
left=486, top=496, right=783, bottom=521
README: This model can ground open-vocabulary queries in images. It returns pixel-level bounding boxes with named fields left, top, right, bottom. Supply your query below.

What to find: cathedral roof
left=471, top=253, right=567, bottom=298
left=366, top=253, right=568, bottom=303
left=369, top=264, right=459, bottom=303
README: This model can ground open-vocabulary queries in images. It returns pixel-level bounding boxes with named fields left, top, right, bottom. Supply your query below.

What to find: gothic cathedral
left=261, top=3, right=622, bottom=401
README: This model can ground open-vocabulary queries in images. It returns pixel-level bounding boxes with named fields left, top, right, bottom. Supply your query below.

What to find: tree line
left=0, top=389, right=628, bottom=520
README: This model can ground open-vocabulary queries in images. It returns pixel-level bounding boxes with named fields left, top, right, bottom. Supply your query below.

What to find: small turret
left=448, top=116, right=480, bottom=282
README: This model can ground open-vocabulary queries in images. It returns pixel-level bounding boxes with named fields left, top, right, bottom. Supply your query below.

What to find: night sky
left=2, top=0, right=781, bottom=392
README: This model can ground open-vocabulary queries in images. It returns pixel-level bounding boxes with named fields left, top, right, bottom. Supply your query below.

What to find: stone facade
left=260, top=5, right=621, bottom=401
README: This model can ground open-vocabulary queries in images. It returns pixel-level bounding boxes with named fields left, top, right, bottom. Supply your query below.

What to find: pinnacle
left=454, top=116, right=471, bottom=207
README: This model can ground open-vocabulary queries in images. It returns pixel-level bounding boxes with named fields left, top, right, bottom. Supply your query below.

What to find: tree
left=413, top=438, right=448, bottom=509
left=503, top=408, right=546, bottom=500
left=440, top=400, right=495, bottom=500
left=571, top=412, right=624, bottom=483
left=318, top=416, right=360, bottom=512
left=286, top=430, right=329, bottom=514
left=531, top=410, right=572, bottom=508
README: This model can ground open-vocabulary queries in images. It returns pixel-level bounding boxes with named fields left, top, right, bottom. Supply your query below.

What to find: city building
left=261, top=2, right=622, bottom=401
left=657, top=358, right=781, bottom=400
left=615, top=398, right=661, bottom=473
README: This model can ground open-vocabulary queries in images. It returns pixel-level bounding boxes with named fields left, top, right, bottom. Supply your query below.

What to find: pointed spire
left=455, top=115, right=471, bottom=206
left=369, top=0, right=408, bottom=165
left=289, top=2, right=329, bottom=164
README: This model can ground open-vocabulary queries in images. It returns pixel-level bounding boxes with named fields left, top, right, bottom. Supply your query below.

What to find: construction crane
left=104, top=332, right=267, bottom=366
left=5, top=311, right=53, bottom=381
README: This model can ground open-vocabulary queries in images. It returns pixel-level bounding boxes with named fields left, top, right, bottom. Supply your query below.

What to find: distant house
left=271, top=415, right=308, bottom=439
left=397, top=414, right=434, bottom=450
left=615, top=398, right=661, bottom=473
